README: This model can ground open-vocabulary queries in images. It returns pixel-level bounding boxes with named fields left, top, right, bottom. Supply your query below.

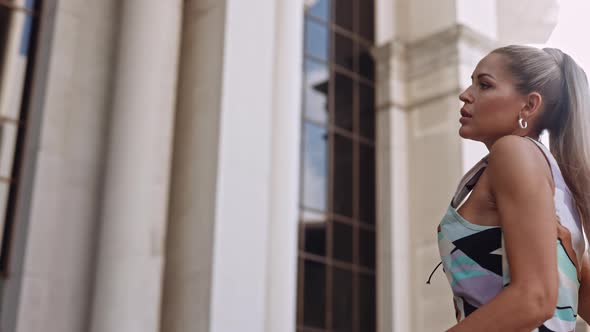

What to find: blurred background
left=0, top=0, right=586, bottom=331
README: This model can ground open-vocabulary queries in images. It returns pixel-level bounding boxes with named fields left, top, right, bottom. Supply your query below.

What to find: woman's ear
left=523, top=92, right=543, bottom=117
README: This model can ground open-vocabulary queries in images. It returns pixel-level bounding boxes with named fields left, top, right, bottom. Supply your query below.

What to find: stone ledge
left=375, top=24, right=496, bottom=79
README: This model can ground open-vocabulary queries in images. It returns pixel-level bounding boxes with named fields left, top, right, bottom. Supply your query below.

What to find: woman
left=436, top=45, right=590, bottom=331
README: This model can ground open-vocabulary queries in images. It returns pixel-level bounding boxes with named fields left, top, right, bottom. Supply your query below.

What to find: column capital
left=374, top=24, right=496, bottom=112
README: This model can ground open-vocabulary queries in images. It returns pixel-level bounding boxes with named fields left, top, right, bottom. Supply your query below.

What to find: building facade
left=0, top=0, right=573, bottom=332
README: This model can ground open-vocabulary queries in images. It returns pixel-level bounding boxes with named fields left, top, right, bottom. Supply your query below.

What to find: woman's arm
left=577, top=251, right=590, bottom=322
left=447, top=135, right=558, bottom=332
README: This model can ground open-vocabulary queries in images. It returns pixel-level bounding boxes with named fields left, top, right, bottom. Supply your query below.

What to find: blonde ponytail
left=545, top=49, right=590, bottom=240
left=493, top=46, right=590, bottom=242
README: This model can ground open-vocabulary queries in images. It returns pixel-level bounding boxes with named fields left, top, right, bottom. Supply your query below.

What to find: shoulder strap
left=521, top=136, right=560, bottom=186
left=450, top=155, right=489, bottom=208
left=451, top=136, right=553, bottom=209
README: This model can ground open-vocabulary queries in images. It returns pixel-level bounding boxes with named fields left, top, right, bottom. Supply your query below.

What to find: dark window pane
left=303, top=122, right=328, bottom=211
left=0, top=7, right=11, bottom=79
left=332, top=267, right=353, bottom=332
left=306, top=0, right=330, bottom=21
left=299, top=1, right=376, bottom=329
left=358, top=83, right=375, bottom=139
left=359, top=144, right=375, bottom=223
left=334, top=0, right=353, bottom=31
left=358, top=0, right=375, bottom=41
left=304, top=59, right=329, bottom=124
left=334, top=73, right=353, bottom=132
left=357, top=43, right=374, bottom=80
left=332, top=134, right=353, bottom=217
left=0, top=5, right=13, bottom=64
left=303, top=211, right=327, bottom=256
left=332, top=221, right=353, bottom=262
left=305, top=19, right=329, bottom=61
left=303, top=260, right=326, bottom=327
left=358, top=273, right=376, bottom=332
left=359, top=229, right=375, bottom=268
left=334, top=32, right=353, bottom=70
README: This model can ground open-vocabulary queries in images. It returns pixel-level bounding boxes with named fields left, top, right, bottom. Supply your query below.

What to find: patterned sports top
left=437, top=136, right=587, bottom=331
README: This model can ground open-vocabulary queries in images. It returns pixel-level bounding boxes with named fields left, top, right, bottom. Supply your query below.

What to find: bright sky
left=532, top=0, right=590, bottom=145
left=540, top=0, right=590, bottom=72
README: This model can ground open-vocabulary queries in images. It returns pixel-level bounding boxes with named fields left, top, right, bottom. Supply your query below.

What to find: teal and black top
left=437, top=136, right=587, bottom=331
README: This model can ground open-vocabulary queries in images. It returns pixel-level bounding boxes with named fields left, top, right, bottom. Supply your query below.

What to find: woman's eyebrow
left=471, top=73, right=496, bottom=81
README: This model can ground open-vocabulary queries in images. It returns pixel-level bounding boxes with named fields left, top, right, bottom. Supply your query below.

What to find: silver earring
left=518, top=116, right=528, bottom=129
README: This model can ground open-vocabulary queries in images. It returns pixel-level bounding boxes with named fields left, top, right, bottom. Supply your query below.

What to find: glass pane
left=0, top=11, right=29, bottom=120
left=306, top=0, right=330, bottom=21
left=358, top=273, right=376, bottom=331
left=332, top=221, right=353, bottom=262
left=358, top=83, right=375, bottom=139
left=358, top=0, right=375, bottom=41
left=305, top=19, right=329, bottom=61
left=0, top=122, right=17, bottom=179
left=334, top=73, right=353, bottom=132
left=334, top=32, right=353, bottom=70
left=0, top=6, right=11, bottom=70
left=359, top=229, right=375, bottom=268
left=332, top=134, right=353, bottom=217
left=334, top=0, right=353, bottom=31
left=303, top=122, right=328, bottom=211
left=357, top=43, right=374, bottom=80
left=303, top=260, right=326, bottom=327
left=0, top=181, right=10, bottom=247
left=303, top=210, right=327, bottom=256
left=359, top=144, right=375, bottom=223
left=304, top=59, right=329, bottom=124
left=332, top=267, right=353, bottom=332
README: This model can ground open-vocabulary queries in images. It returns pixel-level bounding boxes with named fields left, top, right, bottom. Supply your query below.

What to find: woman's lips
left=460, top=109, right=472, bottom=124
left=459, top=116, right=471, bottom=124
left=460, top=109, right=472, bottom=118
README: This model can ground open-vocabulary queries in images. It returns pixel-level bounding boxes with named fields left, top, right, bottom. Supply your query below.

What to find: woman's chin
left=458, top=126, right=471, bottom=139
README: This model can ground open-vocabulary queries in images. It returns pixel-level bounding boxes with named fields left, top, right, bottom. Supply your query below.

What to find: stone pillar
left=161, top=0, right=285, bottom=331
left=160, top=1, right=227, bottom=331
left=265, top=0, right=304, bottom=332
left=374, top=40, right=411, bottom=332
left=405, top=26, right=496, bottom=331
left=89, top=1, right=182, bottom=331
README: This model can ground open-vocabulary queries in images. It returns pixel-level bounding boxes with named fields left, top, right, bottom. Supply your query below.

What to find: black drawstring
left=426, top=261, right=443, bottom=284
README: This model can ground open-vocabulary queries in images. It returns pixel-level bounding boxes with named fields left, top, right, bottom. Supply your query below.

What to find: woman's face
left=458, top=53, right=528, bottom=148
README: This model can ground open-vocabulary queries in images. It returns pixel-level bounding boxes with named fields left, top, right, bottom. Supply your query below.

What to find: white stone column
left=89, top=1, right=181, bottom=332
left=374, top=40, right=411, bottom=332
left=160, top=1, right=227, bottom=331
left=265, top=1, right=304, bottom=332
left=161, top=1, right=280, bottom=332
left=375, top=25, right=496, bottom=332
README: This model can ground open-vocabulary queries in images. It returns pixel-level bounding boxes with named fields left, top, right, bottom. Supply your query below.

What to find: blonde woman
left=436, top=45, right=590, bottom=331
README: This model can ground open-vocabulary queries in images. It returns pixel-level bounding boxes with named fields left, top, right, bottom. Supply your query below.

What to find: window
left=0, top=0, right=42, bottom=274
left=297, top=0, right=376, bottom=331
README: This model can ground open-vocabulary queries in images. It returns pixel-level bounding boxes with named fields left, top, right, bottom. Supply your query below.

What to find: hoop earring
left=518, top=116, right=528, bottom=129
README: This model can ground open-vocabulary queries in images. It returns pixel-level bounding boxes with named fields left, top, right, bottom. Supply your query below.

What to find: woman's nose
left=459, top=88, right=473, bottom=104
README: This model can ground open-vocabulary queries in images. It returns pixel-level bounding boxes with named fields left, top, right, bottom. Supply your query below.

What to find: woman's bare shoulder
left=487, top=135, right=553, bottom=194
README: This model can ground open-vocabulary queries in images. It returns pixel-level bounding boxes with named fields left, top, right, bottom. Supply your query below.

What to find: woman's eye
left=479, top=82, right=490, bottom=90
